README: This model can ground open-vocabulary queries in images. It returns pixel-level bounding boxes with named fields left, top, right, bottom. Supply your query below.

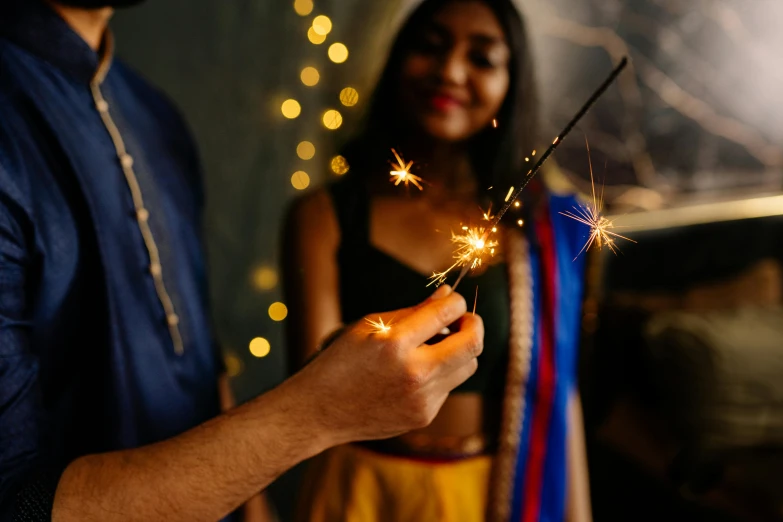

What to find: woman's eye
left=412, top=33, right=446, bottom=54
left=470, top=52, right=495, bottom=68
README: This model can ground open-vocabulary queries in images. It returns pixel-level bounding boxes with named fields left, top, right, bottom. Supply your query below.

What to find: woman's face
left=398, top=0, right=511, bottom=143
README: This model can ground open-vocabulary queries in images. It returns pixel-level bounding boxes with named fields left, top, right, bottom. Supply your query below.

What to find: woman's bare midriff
left=388, top=393, right=499, bottom=455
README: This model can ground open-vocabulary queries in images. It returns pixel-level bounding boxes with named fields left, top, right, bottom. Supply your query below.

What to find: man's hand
left=51, top=287, right=482, bottom=522
left=286, top=285, right=484, bottom=445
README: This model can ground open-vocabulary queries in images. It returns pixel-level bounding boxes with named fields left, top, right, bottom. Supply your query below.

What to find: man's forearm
left=53, top=378, right=329, bottom=522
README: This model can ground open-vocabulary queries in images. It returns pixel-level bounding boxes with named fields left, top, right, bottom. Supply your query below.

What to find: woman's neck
left=402, top=139, right=478, bottom=200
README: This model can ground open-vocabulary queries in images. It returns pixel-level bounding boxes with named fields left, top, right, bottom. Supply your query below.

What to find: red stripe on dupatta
left=521, top=206, right=558, bottom=522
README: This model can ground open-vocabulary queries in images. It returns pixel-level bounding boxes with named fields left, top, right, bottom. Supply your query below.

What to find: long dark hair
left=341, top=0, right=539, bottom=207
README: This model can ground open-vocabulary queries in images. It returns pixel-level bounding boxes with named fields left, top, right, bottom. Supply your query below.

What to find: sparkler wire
left=488, top=57, right=628, bottom=230
left=450, top=57, right=628, bottom=291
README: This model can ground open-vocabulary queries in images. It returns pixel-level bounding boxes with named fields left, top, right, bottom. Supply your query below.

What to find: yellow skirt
left=295, top=443, right=493, bottom=522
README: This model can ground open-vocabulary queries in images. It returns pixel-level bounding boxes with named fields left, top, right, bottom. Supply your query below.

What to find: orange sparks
left=365, top=316, right=391, bottom=333
left=481, top=204, right=495, bottom=222
left=428, top=226, right=498, bottom=286
left=389, top=149, right=424, bottom=190
left=504, top=186, right=514, bottom=202
left=559, top=139, right=635, bottom=259
left=492, top=118, right=498, bottom=128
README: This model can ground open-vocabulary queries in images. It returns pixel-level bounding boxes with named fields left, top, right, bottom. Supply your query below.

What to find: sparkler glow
left=559, top=139, right=635, bottom=258
left=428, top=226, right=498, bottom=287
left=482, top=204, right=495, bottom=222
left=389, top=148, right=424, bottom=190
left=431, top=58, right=629, bottom=289
left=365, top=316, right=391, bottom=334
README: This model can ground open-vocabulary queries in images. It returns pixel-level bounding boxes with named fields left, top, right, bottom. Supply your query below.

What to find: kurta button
left=96, top=100, right=109, bottom=112
left=150, top=263, right=162, bottom=276
left=167, top=313, right=179, bottom=326
left=121, top=154, right=134, bottom=168
left=137, top=208, right=149, bottom=222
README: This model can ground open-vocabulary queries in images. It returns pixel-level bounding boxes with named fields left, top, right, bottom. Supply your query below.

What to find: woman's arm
left=283, top=189, right=343, bottom=369
left=566, top=392, right=593, bottom=522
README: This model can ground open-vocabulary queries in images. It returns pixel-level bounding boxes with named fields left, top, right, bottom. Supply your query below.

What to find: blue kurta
left=0, top=1, right=228, bottom=518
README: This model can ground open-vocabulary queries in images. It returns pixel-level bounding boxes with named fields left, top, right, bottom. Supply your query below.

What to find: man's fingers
left=390, top=291, right=468, bottom=349
left=439, top=355, right=480, bottom=392
left=360, top=286, right=456, bottom=334
left=423, top=313, right=484, bottom=377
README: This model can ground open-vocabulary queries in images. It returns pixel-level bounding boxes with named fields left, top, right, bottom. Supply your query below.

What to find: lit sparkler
left=431, top=58, right=629, bottom=290
left=365, top=316, right=391, bottom=334
left=389, top=148, right=424, bottom=190
left=428, top=226, right=498, bottom=287
left=559, top=139, right=635, bottom=258
left=482, top=204, right=495, bottom=222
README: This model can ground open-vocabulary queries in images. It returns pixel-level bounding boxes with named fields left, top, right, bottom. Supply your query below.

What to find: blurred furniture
left=582, top=192, right=783, bottom=522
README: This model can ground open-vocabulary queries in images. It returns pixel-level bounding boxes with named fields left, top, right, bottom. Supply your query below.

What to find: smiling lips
left=427, top=92, right=467, bottom=112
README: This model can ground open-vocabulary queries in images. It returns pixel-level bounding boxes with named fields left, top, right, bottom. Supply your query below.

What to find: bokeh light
left=268, top=302, right=289, bottom=322
left=291, top=170, right=311, bottom=190
left=297, top=141, right=316, bottom=160
left=300, top=66, right=320, bottom=87
left=281, top=99, right=301, bottom=119
left=307, top=27, right=326, bottom=45
left=249, top=337, right=271, bottom=358
left=251, top=266, right=278, bottom=291
left=293, top=0, right=313, bottom=16
left=224, top=352, right=244, bottom=377
left=339, top=87, right=359, bottom=107
left=328, top=43, right=349, bottom=63
left=330, top=155, right=349, bottom=175
left=322, top=109, right=343, bottom=130
left=312, top=15, right=332, bottom=36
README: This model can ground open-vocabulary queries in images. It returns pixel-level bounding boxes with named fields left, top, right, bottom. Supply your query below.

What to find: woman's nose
left=438, top=52, right=468, bottom=85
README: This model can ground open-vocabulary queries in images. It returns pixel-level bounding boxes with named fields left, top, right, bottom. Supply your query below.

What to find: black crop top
left=328, top=179, right=510, bottom=398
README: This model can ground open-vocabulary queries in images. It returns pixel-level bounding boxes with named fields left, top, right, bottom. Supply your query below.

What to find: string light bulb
left=296, top=141, right=316, bottom=160
left=268, top=302, right=288, bottom=322
left=249, top=337, right=271, bottom=358
left=300, top=66, right=320, bottom=86
left=281, top=99, right=301, bottom=119
left=312, top=15, right=332, bottom=36
left=251, top=266, right=278, bottom=291
left=224, top=352, right=244, bottom=377
left=328, top=43, right=349, bottom=63
left=291, top=170, right=310, bottom=190
left=339, top=87, right=359, bottom=107
left=331, top=155, right=349, bottom=175
left=322, top=109, right=343, bottom=130
left=293, top=0, right=313, bottom=16
left=307, top=27, right=326, bottom=44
